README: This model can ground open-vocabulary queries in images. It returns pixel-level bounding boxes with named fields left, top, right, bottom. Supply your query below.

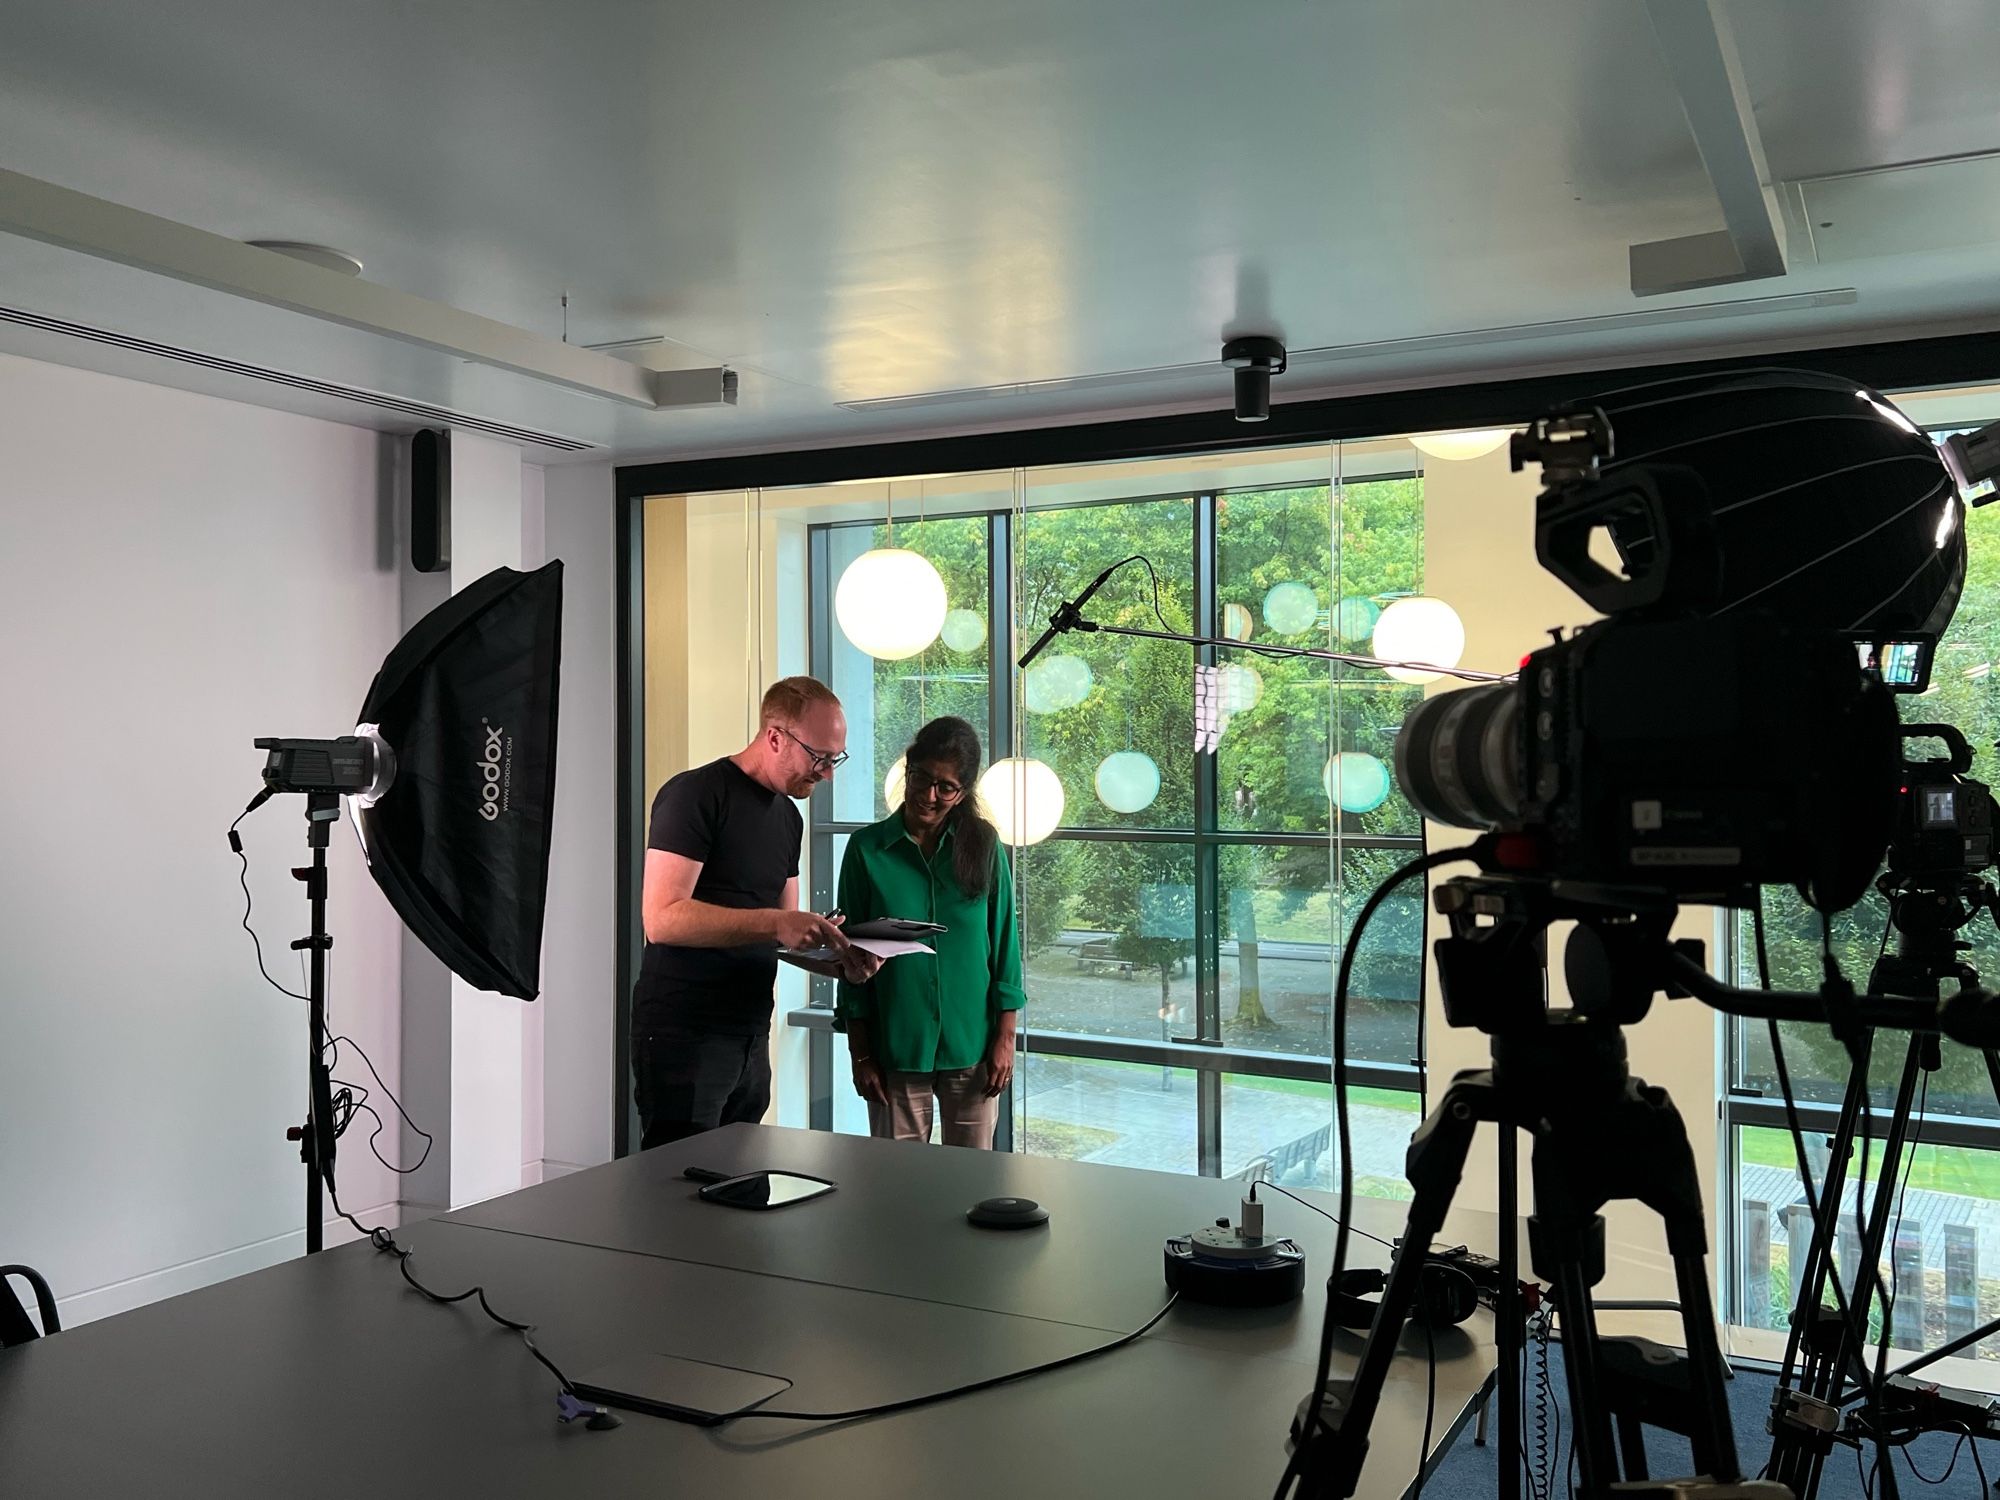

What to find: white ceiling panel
left=0, top=0, right=1996, bottom=460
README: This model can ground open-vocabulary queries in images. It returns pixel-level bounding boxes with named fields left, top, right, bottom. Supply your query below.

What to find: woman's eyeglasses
left=907, top=768, right=965, bottom=800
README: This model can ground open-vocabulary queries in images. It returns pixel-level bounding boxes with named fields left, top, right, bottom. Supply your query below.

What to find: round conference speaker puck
left=1163, top=1233, right=1306, bottom=1305
left=966, top=1196, right=1049, bottom=1229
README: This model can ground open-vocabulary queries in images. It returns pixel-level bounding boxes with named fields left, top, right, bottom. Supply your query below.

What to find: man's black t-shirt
left=633, top=758, right=802, bottom=1034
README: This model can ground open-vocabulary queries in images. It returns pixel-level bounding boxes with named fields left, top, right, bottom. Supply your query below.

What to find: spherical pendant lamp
left=1334, top=595, right=1380, bottom=645
left=940, top=608, right=987, bottom=654
left=1023, top=654, right=1094, bottom=714
left=1094, top=751, right=1161, bottom=814
left=834, top=548, right=947, bottom=660
left=1262, top=581, right=1319, bottom=635
left=1409, top=430, right=1512, bottom=462
left=1371, top=596, right=1466, bottom=684
left=979, top=757, right=1064, bottom=845
left=1323, top=751, right=1392, bottom=814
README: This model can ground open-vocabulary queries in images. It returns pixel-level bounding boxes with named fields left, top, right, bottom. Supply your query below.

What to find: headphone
left=1328, top=1252, right=1485, bottom=1330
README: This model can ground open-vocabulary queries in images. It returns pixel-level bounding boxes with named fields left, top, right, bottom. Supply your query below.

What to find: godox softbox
left=245, top=560, right=562, bottom=1249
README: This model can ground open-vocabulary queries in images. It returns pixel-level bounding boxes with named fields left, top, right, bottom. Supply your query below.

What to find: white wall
left=1421, top=446, right=1725, bottom=1333
left=538, top=461, right=618, bottom=1177
left=0, top=352, right=406, bottom=1325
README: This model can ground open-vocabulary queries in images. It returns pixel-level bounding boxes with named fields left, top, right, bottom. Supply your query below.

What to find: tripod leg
left=1529, top=1199, right=1620, bottom=1496
left=1618, top=1415, right=1649, bottom=1483
left=1497, top=1122, right=1522, bottom=1500
left=1298, top=1074, right=1488, bottom=1500
left=1530, top=1074, right=1743, bottom=1490
left=1768, top=1031, right=1873, bottom=1500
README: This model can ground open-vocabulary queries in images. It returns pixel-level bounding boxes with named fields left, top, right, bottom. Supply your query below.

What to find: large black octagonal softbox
left=356, top=560, right=563, bottom=1000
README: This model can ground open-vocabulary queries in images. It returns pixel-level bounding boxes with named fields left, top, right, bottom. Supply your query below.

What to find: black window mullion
left=990, top=506, right=1016, bottom=1152
left=806, top=526, right=836, bottom=1013
left=1194, top=493, right=1219, bottom=1045
left=1194, top=491, right=1221, bottom=1172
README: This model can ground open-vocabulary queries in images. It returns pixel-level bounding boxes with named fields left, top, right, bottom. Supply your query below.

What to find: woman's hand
left=982, top=1030, right=1016, bottom=1098
left=851, top=1054, right=889, bottom=1105
left=838, top=947, right=882, bottom=984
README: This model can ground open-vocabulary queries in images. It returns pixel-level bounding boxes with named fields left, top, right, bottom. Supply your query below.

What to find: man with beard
left=632, top=676, right=879, bottom=1147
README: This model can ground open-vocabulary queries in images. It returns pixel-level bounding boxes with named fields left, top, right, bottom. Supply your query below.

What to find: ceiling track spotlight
left=1222, top=335, right=1287, bottom=423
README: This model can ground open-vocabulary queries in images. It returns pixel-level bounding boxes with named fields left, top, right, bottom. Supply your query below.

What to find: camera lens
left=1394, top=684, right=1522, bottom=829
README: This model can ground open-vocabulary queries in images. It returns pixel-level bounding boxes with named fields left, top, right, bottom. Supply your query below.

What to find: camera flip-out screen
left=1855, top=637, right=1934, bottom=693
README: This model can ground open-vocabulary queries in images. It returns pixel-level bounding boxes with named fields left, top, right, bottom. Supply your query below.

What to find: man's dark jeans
left=632, top=1024, right=772, bottom=1149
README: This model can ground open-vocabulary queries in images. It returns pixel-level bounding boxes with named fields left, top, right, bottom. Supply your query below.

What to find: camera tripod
left=1290, top=879, right=1785, bottom=1500
left=1765, top=873, right=2000, bottom=1500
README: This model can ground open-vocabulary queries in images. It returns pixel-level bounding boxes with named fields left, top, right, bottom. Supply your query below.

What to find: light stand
left=286, top=791, right=341, bottom=1254
left=1766, top=870, right=2000, bottom=1499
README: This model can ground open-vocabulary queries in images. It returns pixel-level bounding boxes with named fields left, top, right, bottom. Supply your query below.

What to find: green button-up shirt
left=835, top=812, right=1026, bottom=1074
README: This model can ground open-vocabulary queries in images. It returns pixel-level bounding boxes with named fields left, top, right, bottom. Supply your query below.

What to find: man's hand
left=838, top=947, right=882, bottom=984
left=851, top=1054, right=889, bottom=1105
left=773, top=909, right=848, bottom=951
left=983, top=1029, right=1017, bottom=1098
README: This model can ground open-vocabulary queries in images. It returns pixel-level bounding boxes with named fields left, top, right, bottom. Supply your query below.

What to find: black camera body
left=1887, top=724, right=1995, bottom=879
left=1397, top=398, right=1912, bottom=915
left=1511, top=613, right=1898, bottom=908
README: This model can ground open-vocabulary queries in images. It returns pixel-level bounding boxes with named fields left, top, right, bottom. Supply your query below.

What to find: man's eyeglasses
left=780, top=726, right=848, bottom=773
left=907, top=768, right=965, bottom=800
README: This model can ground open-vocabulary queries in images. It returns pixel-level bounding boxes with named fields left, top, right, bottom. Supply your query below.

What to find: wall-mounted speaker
left=411, top=428, right=451, bottom=574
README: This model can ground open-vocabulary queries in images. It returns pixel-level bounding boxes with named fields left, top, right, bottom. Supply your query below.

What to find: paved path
left=1015, top=1051, right=1418, bottom=1187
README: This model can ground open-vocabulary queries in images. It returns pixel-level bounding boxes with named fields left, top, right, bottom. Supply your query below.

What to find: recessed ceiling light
left=246, top=240, right=363, bottom=276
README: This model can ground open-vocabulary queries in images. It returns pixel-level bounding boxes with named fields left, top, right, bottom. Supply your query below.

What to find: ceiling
left=2, top=0, right=1998, bottom=463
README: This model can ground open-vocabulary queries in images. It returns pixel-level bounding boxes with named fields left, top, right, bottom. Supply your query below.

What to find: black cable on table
left=733, top=1293, right=1181, bottom=1423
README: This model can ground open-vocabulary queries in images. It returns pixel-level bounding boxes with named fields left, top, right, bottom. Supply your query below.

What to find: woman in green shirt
left=837, top=716, right=1025, bottom=1148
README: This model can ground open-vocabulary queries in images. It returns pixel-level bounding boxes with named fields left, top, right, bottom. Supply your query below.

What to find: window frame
left=794, top=479, right=1427, bottom=1173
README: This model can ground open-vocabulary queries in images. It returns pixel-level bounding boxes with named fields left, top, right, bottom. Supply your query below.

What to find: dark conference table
left=0, top=1125, right=1501, bottom=1498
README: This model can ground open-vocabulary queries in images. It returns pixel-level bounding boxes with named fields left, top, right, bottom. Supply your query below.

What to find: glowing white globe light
left=834, top=548, right=947, bottom=660
left=1371, top=596, right=1466, bottom=684
left=979, top=756, right=1065, bottom=846
left=1323, top=752, right=1392, bottom=814
left=1221, top=602, right=1255, bottom=641
left=1334, top=595, right=1380, bottom=645
left=1094, top=751, right=1161, bottom=814
left=1263, top=581, right=1319, bottom=635
left=1023, top=653, right=1093, bottom=714
left=1409, top=429, right=1513, bottom=462
left=884, top=760, right=907, bottom=810
left=940, top=608, right=986, bottom=654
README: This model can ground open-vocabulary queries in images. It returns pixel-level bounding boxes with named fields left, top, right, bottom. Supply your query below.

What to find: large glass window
left=1721, top=404, right=2000, bottom=1370
left=800, top=443, right=1432, bottom=1191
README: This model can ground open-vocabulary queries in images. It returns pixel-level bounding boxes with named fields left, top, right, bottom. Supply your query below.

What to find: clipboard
left=844, top=917, right=946, bottom=939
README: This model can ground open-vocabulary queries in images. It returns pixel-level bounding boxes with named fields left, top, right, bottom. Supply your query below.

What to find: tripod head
left=1428, top=861, right=1709, bottom=1040
left=1869, top=865, right=2000, bottom=1001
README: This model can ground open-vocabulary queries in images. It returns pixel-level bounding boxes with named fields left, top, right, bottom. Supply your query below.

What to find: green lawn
left=1741, top=1125, right=2000, bottom=1200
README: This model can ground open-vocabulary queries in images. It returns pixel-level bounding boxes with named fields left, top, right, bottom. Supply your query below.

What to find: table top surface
left=1, top=1125, right=1502, bottom=1500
